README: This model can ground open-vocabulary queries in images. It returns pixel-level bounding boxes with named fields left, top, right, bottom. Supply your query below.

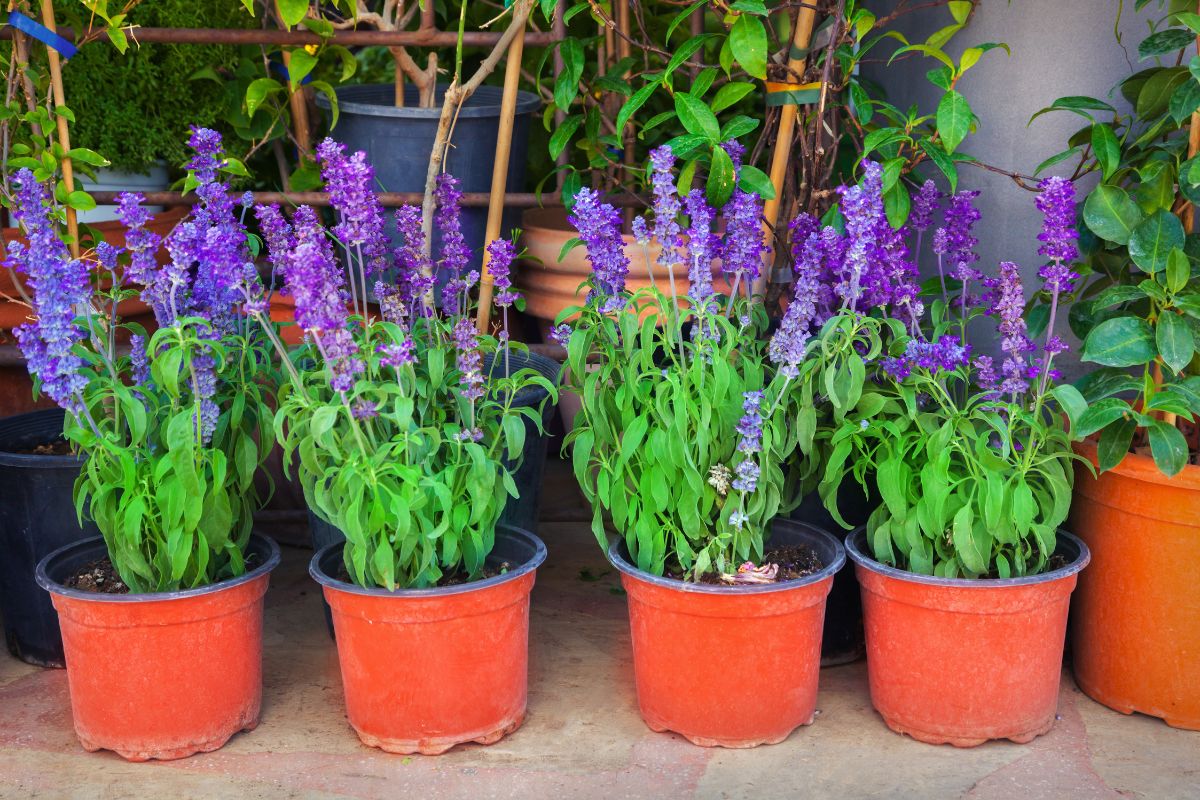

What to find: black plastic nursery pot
left=790, top=480, right=878, bottom=666
left=35, top=533, right=281, bottom=761
left=846, top=527, right=1089, bottom=747
left=309, top=525, right=546, bottom=754
left=607, top=519, right=845, bottom=748
left=0, top=408, right=98, bottom=666
left=317, top=83, right=539, bottom=301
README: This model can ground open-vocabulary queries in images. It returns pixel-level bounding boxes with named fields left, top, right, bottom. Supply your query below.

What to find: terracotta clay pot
left=310, top=526, right=546, bottom=755
left=1068, top=442, right=1200, bottom=730
left=516, top=208, right=722, bottom=324
left=847, top=528, right=1090, bottom=747
left=35, top=534, right=281, bottom=761
left=608, top=519, right=844, bottom=748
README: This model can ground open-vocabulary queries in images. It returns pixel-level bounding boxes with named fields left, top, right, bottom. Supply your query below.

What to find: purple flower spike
left=910, top=180, right=941, bottom=233
left=683, top=190, right=716, bottom=303
left=549, top=323, right=572, bottom=348
left=1035, top=176, right=1079, bottom=294
left=939, top=190, right=982, bottom=285
left=452, top=317, right=484, bottom=402
left=254, top=203, right=293, bottom=281
left=487, top=239, right=520, bottom=308
left=733, top=390, right=765, bottom=494
left=316, top=138, right=389, bottom=276
left=378, top=338, right=416, bottom=369
left=721, top=186, right=766, bottom=286
left=567, top=187, right=629, bottom=312
left=394, top=205, right=435, bottom=316
left=992, top=261, right=1033, bottom=397
left=436, top=173, right=473, bottom=315
left=649, top=146, right=684, bottom=276
left=116, top=192, right=161, bottom=286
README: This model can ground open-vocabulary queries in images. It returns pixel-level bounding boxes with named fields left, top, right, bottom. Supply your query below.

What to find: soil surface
left=668, top=542, right=825, bottom=584
left=64, top=559, right=130, bottom=594
left=335, top=559, right=514, bottom=588
left=6, top=439, right=72, bottom=456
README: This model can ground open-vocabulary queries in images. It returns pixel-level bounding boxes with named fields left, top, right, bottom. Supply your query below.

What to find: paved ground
left=0, top=457, right=1197, bottom=800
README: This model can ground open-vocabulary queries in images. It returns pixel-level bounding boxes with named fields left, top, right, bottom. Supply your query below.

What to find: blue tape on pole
left=7, top=11, right=78, bottom=59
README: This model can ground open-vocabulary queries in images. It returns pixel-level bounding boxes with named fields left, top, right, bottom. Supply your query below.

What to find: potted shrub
left=252, top=139, right=557, bottom=754
left=1032, top=11, right=1200, bottom=730
left=812, top=164, right=1090, bottom=746
left=557, top=144, right=845, bottom=748
left=20, top=129, right=281, bottom=761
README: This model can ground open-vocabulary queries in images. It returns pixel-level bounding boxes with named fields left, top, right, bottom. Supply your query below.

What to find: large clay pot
left=309, top=526, right=546, bottom=755
left=36, top=533, right=281, bottom=761
left=847, top=528, right=1090, bottom=747
left=1068, top=442, right=1200, bottom=730
left=608, top=519, right=844, bottom=748
left=516, top=208, right=723, bottom=325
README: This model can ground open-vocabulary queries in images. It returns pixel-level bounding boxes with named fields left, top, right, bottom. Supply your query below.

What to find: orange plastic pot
left=310, top=525, right=546, bottom=755
left=847, top=528, right=1089, bottom=746
left=35, top=534, right=280, bottom=761
left=1069, top=443, right=1200, bottom=730
left=608, top=519, right=844, bottom=748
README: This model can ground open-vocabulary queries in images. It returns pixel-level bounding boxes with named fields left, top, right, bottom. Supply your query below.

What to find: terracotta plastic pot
left=310, top=525, right=546, bottom=755
left=1069, top=443, right=1200, bottom=730
left=608, top=519, right=844, bottom=748
left=35, top=533, right=281, bottom=761
left=516, top=208, right=721, bottom=324
left=847, top=528, right=1090, bottom=747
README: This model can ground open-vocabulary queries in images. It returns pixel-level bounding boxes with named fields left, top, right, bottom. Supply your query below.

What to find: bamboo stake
left=281, top=50, right=312, bottom=158
left=474, top=13, right=528, bottom=332
left=753, top=5, right=818, bottom=297
left=39, top=0, right=78, bottom=257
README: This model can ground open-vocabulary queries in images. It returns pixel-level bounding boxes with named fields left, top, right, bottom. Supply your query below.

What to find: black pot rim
left=35, top=532, right=282, bottom=603
left=844, top=527, right=1090, bottom=588
left=606, top=518, right=846, bottom=595
left=0, top=408, right=82, bottom=468
left=318, top=82, right=541, bottom=119
left=308, top=524, right=547, bottom=597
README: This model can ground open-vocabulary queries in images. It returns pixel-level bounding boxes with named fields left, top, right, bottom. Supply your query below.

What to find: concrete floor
left=0, top=458, right=1197, bottom=800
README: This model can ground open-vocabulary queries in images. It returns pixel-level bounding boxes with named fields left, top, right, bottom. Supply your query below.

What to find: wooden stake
left=281, top=49, right=312, bottom=158
left=754, top=6, right=818, bottom=296
left=39, top=0, right=79, bottom=257
left=475, top=15, right=528, bottom=332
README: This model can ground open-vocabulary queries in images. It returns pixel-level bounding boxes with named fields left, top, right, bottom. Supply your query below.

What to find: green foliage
left=61, top=0, right=256, bottom=173
left=1032, top=0, right=1200, bottom=476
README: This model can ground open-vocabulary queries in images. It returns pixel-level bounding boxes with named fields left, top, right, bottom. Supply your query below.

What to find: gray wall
left=865, top=0, right=1156, bottom=374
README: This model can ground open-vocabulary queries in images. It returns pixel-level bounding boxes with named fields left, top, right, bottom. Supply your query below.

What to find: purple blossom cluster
left=721, top=184, right=767, bottom=288
left=991, top=261, right=1035, bottom=397
left=934, top=190, right=983, bottom=304
left=487, top=239, right=519, bottom=308
left=436, top=174, right=477, bottom=315
left=568, top=187, right=629, bottom=312
left=1035, top=176, right=1080, bottom=289
left=316, top=138, right=389, bottom=277
left=394, top=204, right=435, bottom=316
left=733, top=390, right=764, bottom=494
left=881, top=335, right=972, bottom=380
left=648, top=146, right=684, bottom=276
left=8, top=169, right=90, bottom=415
left=683, top=190, right=716, bottom=304
left=116, top=191, right=161, bottom=287
left=378, top=338, right=415, bottom=369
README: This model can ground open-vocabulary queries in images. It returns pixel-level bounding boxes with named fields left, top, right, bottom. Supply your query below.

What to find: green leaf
left=919, top=139, right=958, bottom=192
left=65, top=191, right=96, bottom=212
left=1081, top=317, right=1157, bottom=367
left=245, top=78, right=282, bottom=118
left=555, top=39, right=585, bottom=111
left=1075, top=397, right=1136, bottom=438
left=883, top=182, right=911, bottom=229
left=711, top=81, right=756, bottom=113
left=1167, top=247, right=1191, bottom=293
left=664, top=35, right=716, bottom=83
left=1139, top=28, right=1195, bottom=59
left=276, top=0, right=308, bottom=28
left=1083, top=185, right=1144, bottom=245
left=66, top=148, right=109, bottom=167
left=953, top=504, right=987, bottom=576
left=310, top=81, right=339, bottom=128
left=1170, top=78, right=1200, bottom=124
left=674, top=93, right=720, bottom=142
left=1096, top=415, right=1137, bottom=472
left=286, top=49, right=318, bottom=90
left=1090, top=123, right=1120, bottom=180
left=1136, top=67, right=1189, bottom=120
left=936, top=90, right=972, bottom=154
left=548, top=116, right=582, bottom=160
left=1158, top=311, right=1194, bottom=374
left=1148, top=419, right=1189, bottom=476
left=615, top=82, right=658, bottom=138
left=737, top=165, right=776, bottom=200
left=706, top=145, right=736, bottom=207
left=730, top=14, right=768, bottom=79
left=1129, top=209, right=1186, bottom=273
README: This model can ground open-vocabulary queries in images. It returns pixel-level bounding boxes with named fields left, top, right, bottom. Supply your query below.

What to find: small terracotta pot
left=1069, top=442, right=1200, bottom=730
left=310, top=526, right=546, bottom=755
left=35, top=533, right=281, bottom=761
left=847, top=528, right=1089, bottom=747
left=516, top=208, right=721, bottom=324
left=607, top=519, right=844, bottom=748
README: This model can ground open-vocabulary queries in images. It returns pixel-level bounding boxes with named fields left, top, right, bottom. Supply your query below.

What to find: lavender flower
left=452, top=317, right=484, bottom=402
left=1035, top=176, right=1080, bottom=282
left=881, top=335, right=971, bottom=380
left=974, top=355, right=998, bottom=391
left=649, top=146, right=683, bottom=276
left=992, top=261, right=1033, bottom=397
left=836, top=161, right=887, bottom=309
left=350, top=398, right=378, bottom=420
left=116, top=192, right=161, bottom=286
left=436, top=173, right=474, bottom=315
left=568, top=187, right=629, bottom=312
left=720, top=185, right=766, bottom=289
left=487, top=238, right=520, bottom=308
left=254, top=203, right=293, bottom=283
left=549, top=324, right=572, bottom=348
left=394, top=205, right=434, bottom=315
left=938, top=190, right=983, bottom=302
left=192, top=351, right=218, bottom=444
left=683, top=190, right=716, bottom=303
left=316, top=138, right=388, bottom=276
left=129, top=334, right=151, bottom=386
left=631, top=215, right=650, bottom=245
left=733, top=390, right=764, bottom=494
left=378, top=338, right=416, bottom=368
left=9, top=170, right=90, bottom=416
left=910, top=180, right=941, bottom=233
left=721, top=139, right=746, bottom=172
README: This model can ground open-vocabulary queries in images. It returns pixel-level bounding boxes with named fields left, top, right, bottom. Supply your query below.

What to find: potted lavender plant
left=810, top=165, right=1090, bottom=746
left=254, top=140, right=557, bottom=755
left=557, top=144, right=845, bottom=749
left=20, top=129, right=281, bottom=761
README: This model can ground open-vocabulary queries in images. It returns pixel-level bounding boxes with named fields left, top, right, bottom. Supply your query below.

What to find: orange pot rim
left=845, top=527, right=1090, bottom=589
left=1073, top=439, right=1200, bottom=491
left=606, top=520, right=846, bottom=595
left=308, top=524, right=546, bottom=598
left=36, top=533, right=281, bottom=604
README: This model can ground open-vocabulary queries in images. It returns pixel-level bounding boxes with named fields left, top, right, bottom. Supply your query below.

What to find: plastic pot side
left=310, top=525, right=547, bottom=755
left=35, top=534, right=281, bottom=761
left=608, top=519, right=845, bottom=748
left=847, top=528, right=1090, bottom=747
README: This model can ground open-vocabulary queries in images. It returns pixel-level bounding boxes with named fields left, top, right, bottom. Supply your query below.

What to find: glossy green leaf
left=1158, top=311, right=1194, bottom=374
left=706, top=145, right=736, bottom=207
left=1129, top=209, right=1186, bottom=273
left=1083, top=185, right=1144, bottom=245
left=1148, top=419, right=1189, bottom=476
left=1081, top=317, right=1157, bottom=367
left=276, top=0, right=308, bottom=27
left=1090, top=123, right=1120, bottom=180
left=674, top=93, right=720, bottom=142
left=730, top=14, right=768, bottom=79
left=936, top=90, right=971, bottom=154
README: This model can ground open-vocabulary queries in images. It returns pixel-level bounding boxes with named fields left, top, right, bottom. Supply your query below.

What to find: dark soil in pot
left=0, top=408, right=98, bottom=666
